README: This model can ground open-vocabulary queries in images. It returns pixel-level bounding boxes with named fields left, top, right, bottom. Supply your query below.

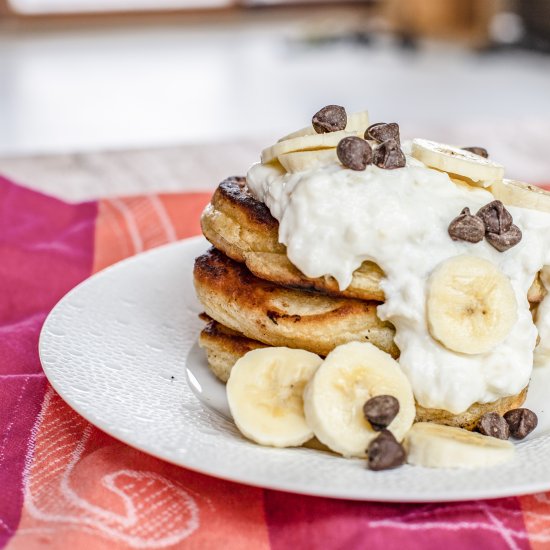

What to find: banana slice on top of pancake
left=278, top=148, right=340, bottom=173
left=412, top=138, right=504, bottom=186
left=427, top=255, right=517, bottom=355
left=489, top=179, right=550, bottom=213
left=261, top=130, right=362, bottom=165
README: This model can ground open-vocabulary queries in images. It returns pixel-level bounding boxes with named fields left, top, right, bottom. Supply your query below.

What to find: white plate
left=39, top=236, right=550, bottom=502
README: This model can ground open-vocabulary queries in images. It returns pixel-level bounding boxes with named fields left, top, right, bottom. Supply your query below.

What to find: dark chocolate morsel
left=373, top=139, right=406, bottom=170
left=367, top=429, right=406, bottom=471
left=486, top=225, right=522, bottom=252
left=448, top=207, right=485, bottom=243
left=337, top=136, right=373, bottom=171
left=504, top=408, right=538, bottom=439
left=312, top=105, right=347, bottom=134
left=476, top=200, right=513, bottom=234
left=366, top=122, right=401, bottom=145
left=363, top=395, right=400, bottom=430
left=477, top=412, right=510, bottom=440
left=462, top=146, right=489, bottom=158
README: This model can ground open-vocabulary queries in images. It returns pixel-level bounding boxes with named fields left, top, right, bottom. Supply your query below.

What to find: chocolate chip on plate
left=365, top=122, right=401, bottom=144
left=373, top=138, right=406, bottom=170
left=448, top=207, right=485, bottom=243
left=504, top=408, right=538, bottom=439
left=476, top=200, right=513, bottom=234
left=367, top=429, right=406, bottom=471
left=312, top=105, right=347, bottom=134
left=486, top=225, right=522, bottom=252
left=337, top=136, right=373, bottom=171
left=462, top=146, right=489, bottom=159
left=477, top=412, right=510, bottom=440
left=363, top=395, right=400, bottom=431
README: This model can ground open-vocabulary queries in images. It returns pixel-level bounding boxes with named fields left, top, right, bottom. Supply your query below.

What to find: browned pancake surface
left=201, top=177, right=385, bottom=301
left=194, top=248, right=397, bottom=358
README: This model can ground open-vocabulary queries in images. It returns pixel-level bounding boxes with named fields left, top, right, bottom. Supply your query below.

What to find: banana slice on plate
left=279, top=148, right=339, bottom=173
left=278, top=110, right=370, bottom=142
left=489, top=179, right=550, bottom=213
left=412, top=138, right=504, bottom=186
left=427, top=255, right=517, bottom=355
left=405, top=422, right=515, bottom=468
left=303, top=342, right=415, bottom=458
left=262, top=130, right=361, bottom=165
left=226, top=347, right=323, bottom=447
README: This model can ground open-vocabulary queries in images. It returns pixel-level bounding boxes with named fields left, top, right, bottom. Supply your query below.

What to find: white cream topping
left=247, top=156, right=550, bottom=414
left=535, top=267, right=550, bottom=368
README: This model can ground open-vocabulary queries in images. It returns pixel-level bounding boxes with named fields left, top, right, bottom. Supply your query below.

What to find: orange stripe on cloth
left=93, top=192, right=211, bottom=273
left=518, top=494, right=550, bottom=549
left=10, top=191, right=270, bottom=549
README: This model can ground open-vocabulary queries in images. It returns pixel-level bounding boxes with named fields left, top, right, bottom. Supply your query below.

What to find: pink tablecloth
left=2, top=174, right=550, bottom=549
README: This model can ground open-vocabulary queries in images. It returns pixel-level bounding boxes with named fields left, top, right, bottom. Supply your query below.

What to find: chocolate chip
left=486, top=225, right=522, bottom=252
left=476, top=200, right=522, bottom=251
left=462, top=146, right=489, bottom=159
left=312, top=105, right=347, bottom=134
left=363, top=395, right=400, bottom=430
left=367, top=430, right=406, bottom=471
left=373, top=139, right=406, bottom=170
left=477, top=412, right=510, bottom=440
left=337, top=136, right=372, bottom=171
left=448, top=207, right=485, bottom=243
left=504, top=408, right=538, bottom=439
left=476, top=200, right=513, bottom=234
left=365, top=122, right=401, bottom=145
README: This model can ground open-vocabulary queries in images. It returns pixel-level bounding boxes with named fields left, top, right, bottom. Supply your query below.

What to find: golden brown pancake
left=200, top=177, right=385, bottom=301
left=198, top=314, right=528, bottom=430
left=193, top=248, right=397, bottom=358
left=198, top=314, right=267, bottom=383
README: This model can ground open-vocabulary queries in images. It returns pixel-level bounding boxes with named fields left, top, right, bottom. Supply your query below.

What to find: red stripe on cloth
left=264, top=491, right=530, bottom=550
left=0, top=176, right=97, bottom=549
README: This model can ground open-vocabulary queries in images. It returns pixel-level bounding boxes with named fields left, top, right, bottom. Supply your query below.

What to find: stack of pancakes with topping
left=194, top=175, right=542, bottom=430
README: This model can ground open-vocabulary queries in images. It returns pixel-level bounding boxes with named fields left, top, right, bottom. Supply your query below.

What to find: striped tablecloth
left=2, top=172, right=550, bottom=549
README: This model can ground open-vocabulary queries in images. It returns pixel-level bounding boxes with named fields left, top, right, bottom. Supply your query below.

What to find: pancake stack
left=194, top=176, right=539, bottom=430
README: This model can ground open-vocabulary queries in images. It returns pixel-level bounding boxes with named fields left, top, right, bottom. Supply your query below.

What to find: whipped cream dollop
left=247, top=153, right=550, bottom=414
left=534, top=267, right=550, bottom=368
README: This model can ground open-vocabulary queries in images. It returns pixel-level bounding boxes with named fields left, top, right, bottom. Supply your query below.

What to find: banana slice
left=411, top=138, right=504, bottom=186
left=405, top=422, right=515, bottom=468
left=226, top=347, right=322, bottom=447
left=278, top=148, right=339, bottom=173
left=278, top=110, right=370, bottom=142
left=262, top=130, right=361, bottom=165
left=303, top=342, right=415, bottom=458
left=427, top=255, right=517, bottom=355
left=489, top=179, right=550, bottom=213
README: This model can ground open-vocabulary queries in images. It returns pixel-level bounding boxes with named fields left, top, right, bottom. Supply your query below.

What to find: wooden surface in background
left=0, top=141, right=262, bottom=201
left=1, top=124, right=549, bottom=202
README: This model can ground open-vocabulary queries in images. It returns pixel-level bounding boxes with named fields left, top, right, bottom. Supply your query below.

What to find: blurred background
left=1, top=0, right=549, bottom=197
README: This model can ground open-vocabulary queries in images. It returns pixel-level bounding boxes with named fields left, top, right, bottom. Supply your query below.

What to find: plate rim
left=39, top=237, right=550, bottom=503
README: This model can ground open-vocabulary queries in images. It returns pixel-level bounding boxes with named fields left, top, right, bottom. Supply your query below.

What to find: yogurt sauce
left=247, top=154, right=550, bottom=414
